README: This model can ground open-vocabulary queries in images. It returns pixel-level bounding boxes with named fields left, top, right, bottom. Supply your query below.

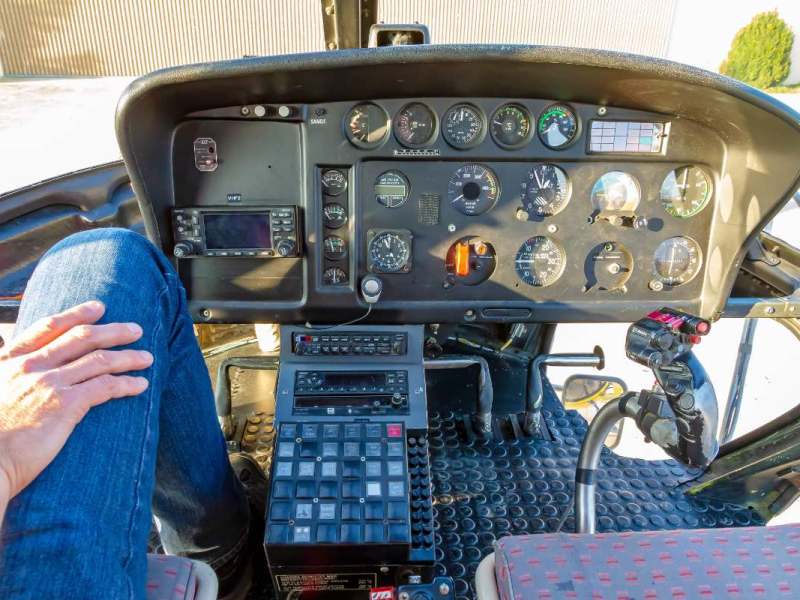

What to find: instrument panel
left=119, top=46, right=800, bottom=324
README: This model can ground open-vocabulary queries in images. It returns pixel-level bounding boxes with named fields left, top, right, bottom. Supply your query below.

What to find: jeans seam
left=122, top=283, right=169, bottom=600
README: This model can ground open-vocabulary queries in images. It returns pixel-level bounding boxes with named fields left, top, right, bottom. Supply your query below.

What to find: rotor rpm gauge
left=394, top=102, right=437, bottom=147
left=537, top=104, right=579, bottom=149
left=490, top=103, right=532, bottom=149
left=344, top=103, right=390, bottom=149
left=443, top=103, right=486, bottom=149
left=660, top=166, right=713, bottom=218
left=321, top=169, right=347, bottom=196
left=587, top=242, right=634, bottom=291
left=521, top=164, right=571, bottom=217
left=447, top=164, right=500, bottom=216
left=515, top=236, right=566, bottom=287
left=367, top=230, right=413, bottom=273
left=653, top=236, right=702, bottom=286
left=591, top=172, right=641, bottom=213
left=375, top=170, right=410, bottom=208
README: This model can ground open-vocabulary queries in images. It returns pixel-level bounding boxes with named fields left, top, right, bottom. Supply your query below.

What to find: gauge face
left=521, top=164, right=571, bottom=217
left=323, top=267, right=347, bottom=285
left=323, top=235, right=347, bottom=261
left=368, top=231, right=412, bottom=273
left=588, top=242, right=634, bottom=291
left=515, top=236, right=566, bottom=287
left=490, top=104, right=532, bottom=149
left=344, top=103, right=390, bottom=149
left=394, top=102, right=437, bottom=147
left=443, top=103, right=485, bottom=149
left=322, top=203, right=347, bottom=229
left=591, top=172, right=641, bottom=213
left=447, top=164, right=500, bottom=216
left=538, top=104, right=578, bottom=149
left=375, top=170, right=410, bottom=208
left=321, top=169, right=347, bottom=196
left=660, top=166, right=712, bottom=218
left=653, top=236, right=702, bottom=286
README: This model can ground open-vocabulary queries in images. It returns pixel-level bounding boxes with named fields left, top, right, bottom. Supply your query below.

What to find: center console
left=265, top=325, right=434, bottom=598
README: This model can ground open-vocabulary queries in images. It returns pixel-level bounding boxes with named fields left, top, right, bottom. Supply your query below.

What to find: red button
left=387, top=424, right=402, bottom=438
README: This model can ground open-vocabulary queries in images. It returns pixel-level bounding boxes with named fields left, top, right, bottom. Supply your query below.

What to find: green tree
left=720, top=10, right=794, bottom=89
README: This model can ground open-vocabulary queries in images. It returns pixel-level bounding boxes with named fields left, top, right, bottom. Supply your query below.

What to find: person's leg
left=0, top=228, right=248, bottom=599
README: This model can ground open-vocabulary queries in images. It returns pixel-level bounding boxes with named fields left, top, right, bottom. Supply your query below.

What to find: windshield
left=1, top=0, right=799, bottom=194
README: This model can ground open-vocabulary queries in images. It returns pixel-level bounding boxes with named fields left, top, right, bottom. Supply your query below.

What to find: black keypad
left=266, top=421, right=411, bottom=548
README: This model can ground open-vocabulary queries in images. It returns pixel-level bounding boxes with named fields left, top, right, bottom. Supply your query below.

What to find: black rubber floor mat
left=427, top=402, right=765, bottom=600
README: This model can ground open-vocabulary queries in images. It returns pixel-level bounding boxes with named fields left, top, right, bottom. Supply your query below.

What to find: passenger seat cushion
left=495, top=524, right=800, bottom=600
left=145, top=554, right=198, bottom=600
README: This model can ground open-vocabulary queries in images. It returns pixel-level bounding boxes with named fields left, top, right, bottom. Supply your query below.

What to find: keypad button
left=299, top=442, right=317, bottom=458
left=388, top=522, right=410, bottom=542
left=301, top=424, right=318, bottom=439
left=387, top=502, right=406, bottom=520
left=298, top=461, right=316, bottom=477
left=296, top=481, right=316, bottom=498
left=321, top=462, right=337, bottom=477
left=341, top=502, right=362, bottom=521
left=365, top=522, right=385, bottom=543
left=366, top=423, right=382, bottom=438
left=295, top=503, right=313, bottom=520
left=340, top=524, right=361, bottom=543
left=270, top=502, right=291, bottom=520
left=278, top=442, right=295, bottom=458
left=273, top=481, right=292, bottom=499
left=387, top=442, right=404, bottom=457
left=344, top=442, right=360, bottom=458
left=342, top=462, right=361, bottom=478
left=280, top=424, right=297, bottom=439
left=365, top=442, right=382, bottom=457
left=388, top=481, right=405, bottom=497
left=323, top=424, right=340, bottom=439
left=343, top=481, right=362, bottom=498
left=365, top=502, right=384, bottom=519
left=366, top=481, right=382, bottom=497
left=293, top=526, right=311, bottom=543
left=319, top=481, right=338, bottom=498
left=322, top=442, right=338, bottom=458
left=317, top=524, right=337, bottom=543
left=387, top=423, right=403, bottom=438
left=366, top=461, right=382, bottom=477
left=387, top=461, right=404, bottom=477
left=268, top=525, right=289, bottom=543
left=344, top=424, right=362, bottom=439
left=275, top=462, right=293, bottom=477
left=319, top=503, right=337, bottom=520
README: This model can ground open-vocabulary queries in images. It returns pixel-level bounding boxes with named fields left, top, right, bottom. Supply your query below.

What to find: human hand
left=0, top=301, right=152, bottom=508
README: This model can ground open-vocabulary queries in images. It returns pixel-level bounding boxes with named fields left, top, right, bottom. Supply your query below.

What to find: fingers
left=67, top=374, right=149, bottom=415
left=56, top=348, right=153, bottom=385
left=5, top=301, right=105, bottom=358
left=29, top=322, right=144, bottom=370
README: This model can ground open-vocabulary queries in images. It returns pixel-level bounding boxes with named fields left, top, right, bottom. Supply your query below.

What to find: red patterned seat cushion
left=145, top=554, right=199, bottom=600
left=495, top=524, right=800, bottom=600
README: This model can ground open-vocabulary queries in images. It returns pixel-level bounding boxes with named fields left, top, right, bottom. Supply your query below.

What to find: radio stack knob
left=173, top=241, right=194, bottom=258
left=276, top=240, right=296, bottom=257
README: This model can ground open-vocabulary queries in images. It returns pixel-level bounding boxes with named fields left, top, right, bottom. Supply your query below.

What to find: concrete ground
left=1, top=78, right=799, bottom=523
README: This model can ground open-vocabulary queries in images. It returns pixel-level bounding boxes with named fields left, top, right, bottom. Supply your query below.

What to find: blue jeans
left=0, top=229, right=249, bottom=599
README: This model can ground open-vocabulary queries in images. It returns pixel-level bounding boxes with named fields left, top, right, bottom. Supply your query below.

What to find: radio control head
left=360, top=275, right=383, bottom=304
left=173, top=241, right=194, bottom=257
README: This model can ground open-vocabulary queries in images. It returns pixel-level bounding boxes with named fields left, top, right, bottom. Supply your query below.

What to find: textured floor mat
left=427, top=401, right=765, bottom=600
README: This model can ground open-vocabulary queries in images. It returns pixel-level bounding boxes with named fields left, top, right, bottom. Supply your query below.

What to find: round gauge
left=587, top=242, right=634, bottom=291
left=323, top=236, right=347, bottom=261
left=591, top=172, right=641, bottom=213
left=322, top=203, right=347, bottom=229
left=344, top=103, right=390, bottom=149
left=375, top=170, right=410, bottom=208
left=445, top=237, right=496, bottom=286
left=394, top=102, right=437, bottom=147
left=660, top=166, right=713, bottom=218
left=323, top=267, right=347, bottom=285
left=490, top=103, right=532, bottom=149
left=653, top=236, right=703, bottom=286
left=537, top=104, right=579, bottom=149
left=321, top=169, right=347, bottom=196
left=368, top=231, right=412, bottom=273
left=521, top=164, right=571, bottom=217
left=442, top=103, right=486, bottom=149
left=515, top=236, right=566, bottom=287
left=447, top=164, right=500, bottom=216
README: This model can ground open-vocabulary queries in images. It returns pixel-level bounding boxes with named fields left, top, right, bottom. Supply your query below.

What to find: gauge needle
left=451, top=194, right=464, bottom=204
left=534, top=170, right=544, bottom=188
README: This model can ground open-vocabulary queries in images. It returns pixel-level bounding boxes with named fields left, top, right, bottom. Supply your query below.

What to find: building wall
left=0, top=0, right=677, bottom=77
left=0, top=0, right=797, bottom=85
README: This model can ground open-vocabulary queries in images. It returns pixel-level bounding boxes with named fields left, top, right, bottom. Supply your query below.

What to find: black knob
left=173, top=241, right=194, bottom=258
left=276, top=240, right=296, bottom=256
